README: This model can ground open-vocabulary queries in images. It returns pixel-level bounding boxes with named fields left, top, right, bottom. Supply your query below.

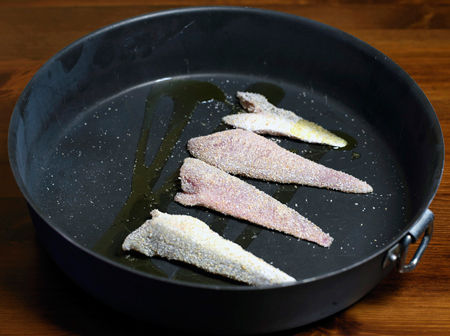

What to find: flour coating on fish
left=188, top=129, right=372, bottom=194
left=175, top=158, right=333, bottom=247
left=122, top=210, right=296, bottom=286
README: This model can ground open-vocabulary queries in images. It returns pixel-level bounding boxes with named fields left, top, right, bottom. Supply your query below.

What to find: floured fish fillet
left=174, top=158, right=333, bottom=247
left=122, top=210, right=295, bottom=286
left=188, top=129, right=372, bottom=194
left=222, top=91, right=347, bottom=148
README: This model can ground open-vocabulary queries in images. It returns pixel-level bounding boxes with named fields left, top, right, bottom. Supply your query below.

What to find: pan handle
left=383, top=209, right=434, bottom=273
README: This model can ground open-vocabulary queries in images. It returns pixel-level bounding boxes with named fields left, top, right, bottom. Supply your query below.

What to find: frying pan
left=8, top=7, right=444, bottom=335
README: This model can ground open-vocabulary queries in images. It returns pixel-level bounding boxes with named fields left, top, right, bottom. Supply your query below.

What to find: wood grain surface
left=1, top=1, right=449, bottom=335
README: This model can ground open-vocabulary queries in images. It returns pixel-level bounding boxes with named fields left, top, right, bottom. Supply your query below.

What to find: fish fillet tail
left=299, top=222, right=334, bottom=247
left=313, top=168, right=373, bottom=194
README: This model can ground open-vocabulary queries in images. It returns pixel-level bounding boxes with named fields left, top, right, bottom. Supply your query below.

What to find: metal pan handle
left=383, top=209, right=434, bottom=273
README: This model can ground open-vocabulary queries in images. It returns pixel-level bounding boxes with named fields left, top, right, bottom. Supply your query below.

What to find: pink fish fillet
left=174, top=158, right=333, bottom=247
left=187, top=129, right=372, bottom=193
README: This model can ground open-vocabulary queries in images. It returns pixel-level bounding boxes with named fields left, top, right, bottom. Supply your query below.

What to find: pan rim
left=8, top=6, right=445, bottom=291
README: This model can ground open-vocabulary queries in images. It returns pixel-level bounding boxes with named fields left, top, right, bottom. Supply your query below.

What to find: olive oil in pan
left=93, top=78, right=359, bottom=281
left=299, top=130, right=357, bottom=163
left=331, top=130, right=358, bottom=152
left=93, top=80, right=226, bottom=277
left=329, top=130, right=360, bottom=159
left=245, top=82, right=285, bottom=105
left=207, top=213, right=227, bottom=236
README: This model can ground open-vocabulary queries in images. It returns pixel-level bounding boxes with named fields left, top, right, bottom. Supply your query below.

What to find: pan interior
left=30, top=73, right=409, bottom=285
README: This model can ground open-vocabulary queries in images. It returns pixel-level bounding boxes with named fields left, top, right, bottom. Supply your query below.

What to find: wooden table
left=1, top=1, right=449, bottom=335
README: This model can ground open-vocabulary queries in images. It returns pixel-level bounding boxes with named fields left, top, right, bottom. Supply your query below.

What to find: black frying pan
left=8, top=7, right=443, bottom=335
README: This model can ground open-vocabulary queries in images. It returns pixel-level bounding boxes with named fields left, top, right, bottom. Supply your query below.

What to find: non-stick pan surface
left=8, top=7, right=444, bottom=334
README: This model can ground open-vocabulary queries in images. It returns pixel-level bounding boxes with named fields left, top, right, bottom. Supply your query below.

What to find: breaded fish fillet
left=122, top=210, right=295, bottom=286
left=174, top=158, right=333, bottom=247
left=188, top=129, right=372, bottom=194
left=222, top=91, right=347, bottom=148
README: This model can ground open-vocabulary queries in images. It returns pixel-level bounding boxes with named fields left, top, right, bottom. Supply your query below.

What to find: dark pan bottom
left=31, top=73, right=409, bottom=285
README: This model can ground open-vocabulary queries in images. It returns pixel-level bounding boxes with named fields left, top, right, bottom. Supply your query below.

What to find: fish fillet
left=174, top=158, right=333, bottom=247
left=188, top=129, right=372, bottom=194
left=122, top=210, right=295, bottom=286
left=222, top=91, right=347, bottom=148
